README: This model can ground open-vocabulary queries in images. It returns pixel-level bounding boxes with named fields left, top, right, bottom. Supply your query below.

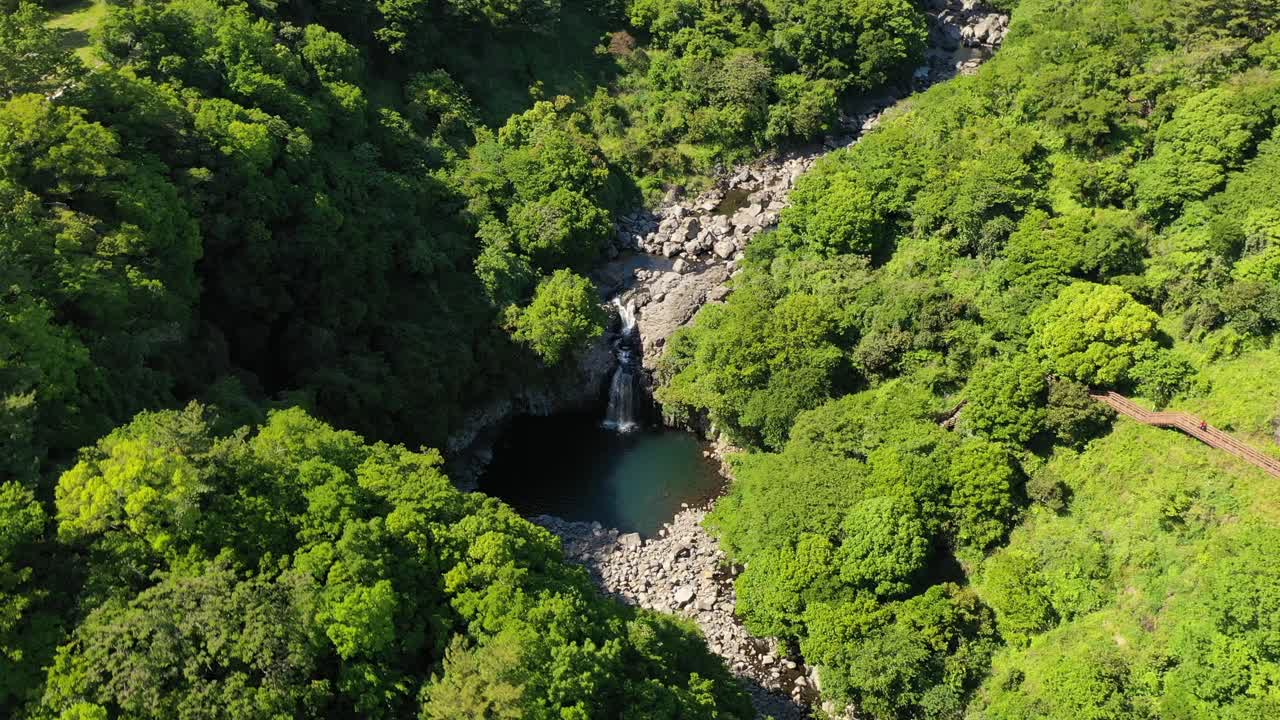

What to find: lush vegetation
left=3, top=0, right=933, bottom=484
left=1, top=0, right=933, bottom=716
left=9, top=0, right=1280, bottom=716
left=657, top=0, right=1280, bottom=717
left=24, top=405, right=752, bottom=718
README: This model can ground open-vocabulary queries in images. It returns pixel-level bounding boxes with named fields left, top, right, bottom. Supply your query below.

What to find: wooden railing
left=1089, top=391, right=1280, bottom=478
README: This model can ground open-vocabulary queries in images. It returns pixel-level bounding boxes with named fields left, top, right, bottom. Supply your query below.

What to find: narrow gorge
left=470, top=2, right=1011, bottom=717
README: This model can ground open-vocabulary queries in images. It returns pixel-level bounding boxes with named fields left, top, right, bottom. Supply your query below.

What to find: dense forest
left=4, top=0, right=1280, bottom=717
left=656, top=0, right=1280, bottom=717
left=1, top=0, right=931, bottom=716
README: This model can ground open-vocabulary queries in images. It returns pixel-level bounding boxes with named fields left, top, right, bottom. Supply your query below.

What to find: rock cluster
left=535, top=508, right=818, bottom=720
left=614, top=157, right=808, bottom=264
left=927, top=0, right=1010, bottom=54
left=604, top=155, right=815, bottom=368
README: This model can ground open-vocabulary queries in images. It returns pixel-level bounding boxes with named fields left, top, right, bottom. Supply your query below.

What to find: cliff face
left=443, top=336, right=614, bottom=489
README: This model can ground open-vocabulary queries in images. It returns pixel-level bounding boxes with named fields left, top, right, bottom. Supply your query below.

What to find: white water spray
left=616, top=298, right=637, bottom=336
left=603, top=299, right=640, bottom=432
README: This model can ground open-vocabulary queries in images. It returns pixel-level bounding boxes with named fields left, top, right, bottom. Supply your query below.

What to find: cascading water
left=603, top=299, right=640, bottom=432
left=616, top=297, right=637, bottom=336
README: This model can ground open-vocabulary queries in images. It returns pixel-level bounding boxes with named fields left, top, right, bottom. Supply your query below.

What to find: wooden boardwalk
left=1090, top=391, right=1280, bottom=478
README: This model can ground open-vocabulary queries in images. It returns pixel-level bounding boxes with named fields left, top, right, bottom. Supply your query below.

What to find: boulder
left=709, top=215, right=733, bottom=237
left=618, top=532, right=642, bottom=550
left=974, top=14, right=1007, bottom=45
left=672, top=258, right=688, bottom=274
left=673, top=586, right=696, bottom=607
left=713, top=239, right=736, bottom=259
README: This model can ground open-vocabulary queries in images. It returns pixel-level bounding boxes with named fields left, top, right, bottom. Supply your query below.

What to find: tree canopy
left=7, top=0, right=1280, bottom=718
left=36, top=406, right=753, bottom=720
left=656, top=0, right=1280, bottom=717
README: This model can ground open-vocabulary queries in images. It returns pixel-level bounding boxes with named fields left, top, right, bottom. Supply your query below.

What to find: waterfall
left=616, top=298, right=637, bottom=336
left=603, top=353, right=637, bottom=432
left=603, top=299, right=640, bottom=432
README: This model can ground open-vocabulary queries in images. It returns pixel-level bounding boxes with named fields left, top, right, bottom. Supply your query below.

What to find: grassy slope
left=1121, top=343, right=1280, bottom=460
left=46, top=0, right=107, bottom=64
left=1171, top=348, right=1280, bottom=455
left=972, top=360, right=1280, bottom=712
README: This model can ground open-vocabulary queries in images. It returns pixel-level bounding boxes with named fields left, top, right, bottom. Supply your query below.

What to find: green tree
left=980, top=549, right=1057, bottom=646
left=1044, top=378, right=1114, bottom=446
left=474, top=227, right=538, bottom=306
left=0, top=3, right=76, bottom=100
left=0, top=88, right=200, bottom=461
left=509, top=270, right=606, bottom=364
left=43, top=406, right=753, bottom=719
left=979, top=639, right=1137, bottom=720
left=508, top=188, right=610, bottom=272
left=777, top=173, right=894, bottom=257
left=55, top=417, right=207, bottom=557
left=657, top=271, right=855, bottom=449
left=1159, top=527, right=1280, bottom=717
left=947, top=439, right=1020, bottom=551
left=1030, top=282, right=1159, bottom=386
left=41, top=559, right=325, bottom=720
left=1134, top=88, right=1264, bottom=223
left=421, top=633, right=528, bottom=719
left=735, top=534, right=841, bottom=639
left=769, top=0, right=927, bottom=89
left=963, top=355, right=1048, bottom=446
left=0, top=482, right=48, bottom=709
left=766, top=74, right=838, bottom=142
left=802, top=585, right=998, bottom=720
left=1129, top=351, right=1196, bottom=407
left=836, top=495, right=931, bottom=597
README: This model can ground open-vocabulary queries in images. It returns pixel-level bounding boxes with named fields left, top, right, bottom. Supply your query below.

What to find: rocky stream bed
left=536, top=502, right=821, bottom=720
left=595, top=2, right=1008, bottom=380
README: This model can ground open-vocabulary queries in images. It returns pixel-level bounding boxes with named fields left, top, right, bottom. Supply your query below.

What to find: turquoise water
left=478, top=414, right=725, bottom=535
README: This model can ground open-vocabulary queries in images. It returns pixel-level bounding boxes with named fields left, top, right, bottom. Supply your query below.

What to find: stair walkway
left=1090, top=391, right=1280, bottom=478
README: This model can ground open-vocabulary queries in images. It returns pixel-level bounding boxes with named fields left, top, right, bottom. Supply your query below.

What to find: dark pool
left=478, top=413, right=725, bottom=535
left=714, top=187, right=752, bottom=216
